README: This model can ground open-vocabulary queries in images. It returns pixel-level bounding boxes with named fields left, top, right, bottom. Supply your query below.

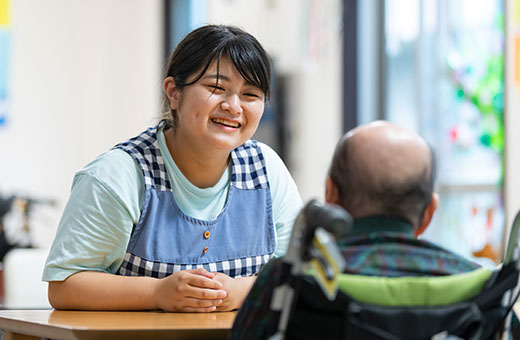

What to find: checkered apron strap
left=113, top=122, right=171, bottom=191
left=231, top=140, right=269, bottom=190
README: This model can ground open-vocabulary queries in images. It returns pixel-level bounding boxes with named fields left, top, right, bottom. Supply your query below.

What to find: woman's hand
left=212, top=273, right=256, bottom=311
left=154, top=268, right=228, bottom=312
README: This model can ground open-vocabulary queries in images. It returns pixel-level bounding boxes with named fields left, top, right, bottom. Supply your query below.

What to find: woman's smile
left=210, top=117, right=241, bottom=129
left=166, top=56, right=265, bottom=154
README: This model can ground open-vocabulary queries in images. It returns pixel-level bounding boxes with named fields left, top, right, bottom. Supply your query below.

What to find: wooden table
left=0, top=309, right=237, bottom=340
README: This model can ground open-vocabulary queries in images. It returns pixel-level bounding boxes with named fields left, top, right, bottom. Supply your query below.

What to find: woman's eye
left=244, top=92, right=261, bottom=98
left=208, top=85, right=225, bottom=91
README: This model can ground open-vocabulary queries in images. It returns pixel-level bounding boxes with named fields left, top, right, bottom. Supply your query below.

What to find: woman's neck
left=164, top=128, right=230, bottom=188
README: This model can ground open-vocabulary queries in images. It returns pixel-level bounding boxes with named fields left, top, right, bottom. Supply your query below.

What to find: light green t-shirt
left=43, top=126, right=303, bottom=281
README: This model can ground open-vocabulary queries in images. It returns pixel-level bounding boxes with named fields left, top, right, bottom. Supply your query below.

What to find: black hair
left=328, top=136, right=437, bottom=227
left=162, top=24, right=271, bottom=128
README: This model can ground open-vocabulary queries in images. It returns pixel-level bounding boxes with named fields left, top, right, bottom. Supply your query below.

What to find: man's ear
left=415, top=193, right=439, bottom=237
left=325, top=177, right=340, bottom=205
left=163, top=77, right=179, bottom=110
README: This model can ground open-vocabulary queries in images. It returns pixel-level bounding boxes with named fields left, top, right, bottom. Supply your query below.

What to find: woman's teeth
left=211, top=118, right=240, bottom=128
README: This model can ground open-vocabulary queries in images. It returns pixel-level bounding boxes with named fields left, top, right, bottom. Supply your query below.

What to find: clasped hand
left=154, top=268, right=248, bottom=312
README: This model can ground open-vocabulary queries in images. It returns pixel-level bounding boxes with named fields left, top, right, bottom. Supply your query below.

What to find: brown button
left=203, top=246, right=209, bottom=253
left=204, top=231, right=211, bottom=239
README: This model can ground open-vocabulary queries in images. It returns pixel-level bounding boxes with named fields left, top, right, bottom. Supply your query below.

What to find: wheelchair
left=230, top=201, right=520, bottom=340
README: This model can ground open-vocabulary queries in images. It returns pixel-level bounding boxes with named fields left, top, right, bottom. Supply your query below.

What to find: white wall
left=207, top=0, right=344, bottom=203
left=505, top=0, right=520, bottom=234
left=0, top=0, right=163, bottom=247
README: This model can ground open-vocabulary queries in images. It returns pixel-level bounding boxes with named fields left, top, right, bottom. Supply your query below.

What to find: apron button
left=204, top=231, right=210, bottom=239
left=203, top=246, right=209, bottom=253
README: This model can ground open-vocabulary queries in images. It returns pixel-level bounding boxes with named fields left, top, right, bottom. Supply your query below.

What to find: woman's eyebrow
left=203, top=73, right=260, bottom=89
left=202, top=74, right=230, bottom=82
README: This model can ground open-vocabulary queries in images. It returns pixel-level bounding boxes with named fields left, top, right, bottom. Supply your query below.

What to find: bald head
left=328, top=121, right=436, bottom=227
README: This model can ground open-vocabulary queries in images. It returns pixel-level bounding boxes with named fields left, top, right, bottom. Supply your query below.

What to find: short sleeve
left=42, top=149, right=143, bottom=281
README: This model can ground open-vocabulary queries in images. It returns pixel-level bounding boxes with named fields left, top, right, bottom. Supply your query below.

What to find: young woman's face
left=165, top=57, right=265, bottom=153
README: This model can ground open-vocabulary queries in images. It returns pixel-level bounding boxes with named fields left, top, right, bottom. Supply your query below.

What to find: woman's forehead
left=199, top=57, right=259, bottom=86
left=205, top=57, right=237, bottom=75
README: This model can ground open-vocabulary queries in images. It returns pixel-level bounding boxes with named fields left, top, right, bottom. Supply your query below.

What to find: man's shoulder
left=340, top=231, right=480, bottom=277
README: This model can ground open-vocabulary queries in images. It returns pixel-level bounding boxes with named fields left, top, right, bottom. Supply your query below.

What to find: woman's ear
left=415, top=193, right=439, bottom=237
left=163, top=77, right=179, bottom=110
left=325, top=177, right=340, bottom=205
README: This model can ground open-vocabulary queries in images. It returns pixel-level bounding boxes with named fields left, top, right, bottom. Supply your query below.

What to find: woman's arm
left=48, top=268, right=228, bottom=312
left=43, top=152, right=144, bottom=283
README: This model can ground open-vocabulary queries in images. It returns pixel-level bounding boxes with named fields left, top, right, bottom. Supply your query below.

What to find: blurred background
left=0, top=0, right=519, bottom=308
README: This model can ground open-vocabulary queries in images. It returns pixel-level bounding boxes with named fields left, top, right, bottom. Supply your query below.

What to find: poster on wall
left=0, top=0, right=10, bottom=126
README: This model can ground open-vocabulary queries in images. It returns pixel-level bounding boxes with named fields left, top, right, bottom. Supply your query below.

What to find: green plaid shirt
left=338, top=217, right=480, bottom=277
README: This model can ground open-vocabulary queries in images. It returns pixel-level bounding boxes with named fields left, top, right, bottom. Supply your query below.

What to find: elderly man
left=325, top=120, right=479, bottom=276
left=230, top=121, right=483, bottom=340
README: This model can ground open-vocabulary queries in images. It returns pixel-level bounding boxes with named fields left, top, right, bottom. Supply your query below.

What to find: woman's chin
left=207, top=133, right=252, bottom=151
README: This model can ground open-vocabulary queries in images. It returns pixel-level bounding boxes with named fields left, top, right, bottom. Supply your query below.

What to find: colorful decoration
left=448, top=51, right=504, bottom=155
left=440, top=4, right=505, bottom=263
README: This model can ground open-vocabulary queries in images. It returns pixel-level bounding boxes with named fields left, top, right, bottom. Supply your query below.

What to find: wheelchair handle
left=300, top=200, right=353, bottom=261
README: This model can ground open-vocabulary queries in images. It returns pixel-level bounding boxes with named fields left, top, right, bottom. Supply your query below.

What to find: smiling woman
left=42, top=25, right=303, bottom=313
left=163, top=57, right=265, bottom=188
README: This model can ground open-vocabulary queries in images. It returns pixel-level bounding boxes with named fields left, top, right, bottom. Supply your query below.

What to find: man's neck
left=348, top=216, right=415, bottom=237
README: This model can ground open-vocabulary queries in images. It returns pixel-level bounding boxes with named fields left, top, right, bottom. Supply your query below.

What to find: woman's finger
left=185, top=285, right=227, bottom=300
left=187, top=268, right=215, bottom=279
left=185, top=272, right=224, bottom=290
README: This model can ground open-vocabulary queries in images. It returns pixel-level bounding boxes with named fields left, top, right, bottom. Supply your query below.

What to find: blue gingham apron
left=114, top=121, right=275, bottom=278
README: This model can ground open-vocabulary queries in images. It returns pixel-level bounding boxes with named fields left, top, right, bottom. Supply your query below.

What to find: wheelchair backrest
left=338, top=268, right=493, bottom=306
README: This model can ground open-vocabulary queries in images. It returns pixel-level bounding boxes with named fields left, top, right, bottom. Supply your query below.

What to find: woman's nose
left=220, top=94, right=243, bottom=115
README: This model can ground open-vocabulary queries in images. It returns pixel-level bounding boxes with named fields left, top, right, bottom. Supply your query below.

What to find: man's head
left=326, top=121, right=438, bottom=236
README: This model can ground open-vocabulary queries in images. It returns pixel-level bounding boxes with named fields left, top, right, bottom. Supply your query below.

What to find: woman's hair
left=162, top=24, right=272, bottom=128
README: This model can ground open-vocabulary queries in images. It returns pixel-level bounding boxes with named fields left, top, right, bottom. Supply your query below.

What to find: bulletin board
left=0, top=0, right=10, bottom=126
